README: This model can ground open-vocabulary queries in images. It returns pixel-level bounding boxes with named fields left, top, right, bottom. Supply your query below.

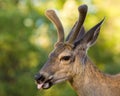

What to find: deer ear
left=81, top=18, right=105, bottom=47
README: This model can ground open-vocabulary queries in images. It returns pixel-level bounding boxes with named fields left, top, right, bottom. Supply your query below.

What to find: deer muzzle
left=34, top=73, right=53, bottom=89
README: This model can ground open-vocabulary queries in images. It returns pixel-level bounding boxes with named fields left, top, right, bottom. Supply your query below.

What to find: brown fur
left=70, top=53, right=120, bottom=96
left=35, top=4, right=120, bottom=96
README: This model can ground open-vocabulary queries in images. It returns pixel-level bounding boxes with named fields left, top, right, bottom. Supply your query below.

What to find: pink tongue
left=37, top=83, right=44, bottom=89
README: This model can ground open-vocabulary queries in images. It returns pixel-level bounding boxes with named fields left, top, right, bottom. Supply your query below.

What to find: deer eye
left=60, top=56, right=71, bottom=61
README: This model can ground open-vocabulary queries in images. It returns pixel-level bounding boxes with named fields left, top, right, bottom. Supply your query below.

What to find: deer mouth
left=36, top=76, right=68, bottom=90
left=36, top=76, right=53, bottom=89
left=37, top=81, right=53, bottom=89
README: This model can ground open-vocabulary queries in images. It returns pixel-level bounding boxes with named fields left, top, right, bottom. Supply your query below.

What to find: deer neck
left=69, top=55, right=106, bottom=96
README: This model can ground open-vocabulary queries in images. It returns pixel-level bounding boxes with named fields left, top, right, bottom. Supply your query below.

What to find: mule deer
left=35, top=4, right=120, bottom=96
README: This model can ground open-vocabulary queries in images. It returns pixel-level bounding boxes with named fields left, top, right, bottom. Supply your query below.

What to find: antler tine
left=67, top=4, right=88, bottom=44
left=45, top=10, right=64, bottom=43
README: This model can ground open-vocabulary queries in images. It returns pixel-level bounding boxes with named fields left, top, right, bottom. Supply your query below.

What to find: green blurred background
left=0, top=0, right=120, bottom=96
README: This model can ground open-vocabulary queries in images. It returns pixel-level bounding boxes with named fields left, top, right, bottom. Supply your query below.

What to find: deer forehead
left=49, top=43, right=73, bottom=58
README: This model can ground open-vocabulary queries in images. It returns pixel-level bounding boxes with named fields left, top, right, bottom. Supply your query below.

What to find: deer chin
left=53, top=77, right=68, bottom=84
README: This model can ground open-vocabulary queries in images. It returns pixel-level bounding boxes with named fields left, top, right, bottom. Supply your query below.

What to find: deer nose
left=34, top=73, right=45, bottom=83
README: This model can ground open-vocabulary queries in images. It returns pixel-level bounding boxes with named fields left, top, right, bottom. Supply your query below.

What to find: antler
left=67, top=4, right=88, bottom=44
left=45, top=10, right=64, bottom=43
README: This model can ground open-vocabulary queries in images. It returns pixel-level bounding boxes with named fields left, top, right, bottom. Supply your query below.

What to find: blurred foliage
left=0, top=0, right=120, bottom=96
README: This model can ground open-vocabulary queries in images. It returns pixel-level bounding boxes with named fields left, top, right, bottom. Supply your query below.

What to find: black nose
left=34, top=73, right=45, bottom=83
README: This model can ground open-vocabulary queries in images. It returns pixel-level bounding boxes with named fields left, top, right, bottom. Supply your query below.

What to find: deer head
left=35, top=4, right=104, bottom=90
